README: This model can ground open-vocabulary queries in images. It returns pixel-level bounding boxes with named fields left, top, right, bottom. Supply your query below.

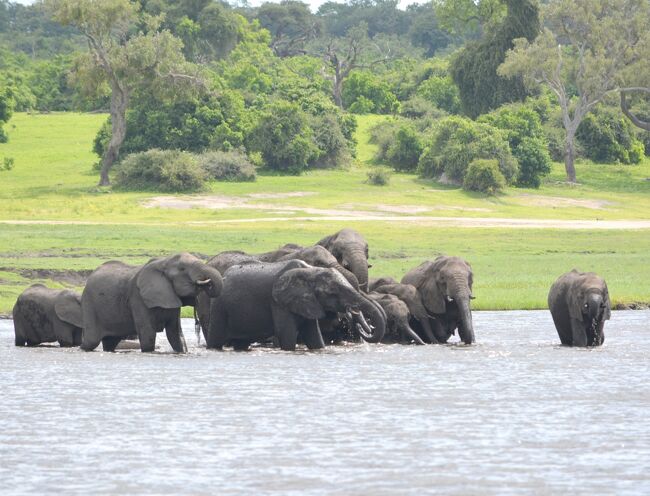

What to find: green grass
left=0, top=112, right=649, bottom=315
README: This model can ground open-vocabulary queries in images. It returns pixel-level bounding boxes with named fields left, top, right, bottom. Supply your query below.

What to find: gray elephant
left=548, top=269, right=611, bottom=347
left=206, top=260, right=386, bottom=351
left=368, top=277, right=398, bottom=291
left=81, top=252, right=222, bottom=352
left=367, top=292, right=425, bottom=345
left=371, top=282, right=435, bottom=343
left=13, top=284, right=83, bottom=347
left=317, top=228, right=371, bottom=292
left=257, top=243, right=303, bottom=262
left=401, top=256, right=475, bottom=345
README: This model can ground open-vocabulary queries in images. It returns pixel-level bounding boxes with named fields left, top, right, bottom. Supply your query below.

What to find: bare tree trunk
left=621, top=90, right=650, bottom=132
left=99, top=83, right=128, bottom=186
left=564, top=129, right=577, bottom=183
left=333, top=77, right=343, bottom=108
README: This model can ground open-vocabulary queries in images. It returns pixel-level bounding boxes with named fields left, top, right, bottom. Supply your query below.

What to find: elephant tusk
left=196, top=279, right=212, bottom=285
left=469, top=295, right=476, bottom=300
left=446, top=295, right=454, bottom=302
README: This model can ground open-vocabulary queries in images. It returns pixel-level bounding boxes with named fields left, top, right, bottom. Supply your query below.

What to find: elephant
left=257, top=243, right=303, bottom=262
left=81, top=252, right=222, bottom=353
left=205, top=260, right=386, bottom=351
left=368, top=277, right=398, bottom=291
left=13, top=284, right=83, bottom=347
left=401, top=256, right=475, bottom=345
left=195, top=245, right=360, bottom=336
left=371, top=282, right=436, bottom=343
left=317, top=228, right=371, bottom=292
left=367, top=292, right=425, bottom=345
left=548, top=269, right=611, bottom=347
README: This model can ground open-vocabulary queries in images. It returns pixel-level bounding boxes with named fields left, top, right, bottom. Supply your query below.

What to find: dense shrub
left=198, top=150, right=256, bottom=182
left=115, top=149, right=206, bottom=192
left=418, top=116, right=517, bottom=184
left=2, top=157, right=15, bottom=171
left=309, top=113, right=352, bottom=168
left=369, top=120, right=403, bottom=163
left=416, top=76, right=461, bottom=114
left=577, top=107, right=645, bottom=164
left=479, top=104, right=551, bottom=188
left=399, top=96, right=442, bottom=119
left=0, top=86, right=13, bottom=144
left=463, top=159, right=506, bottom=194
left=386, top=125, right=423, bottom=172
left=247, top=100, right=318, bottom=173
left=366, top=168, right=391, bottom=186
left=342, top=71, right=399, bottom=115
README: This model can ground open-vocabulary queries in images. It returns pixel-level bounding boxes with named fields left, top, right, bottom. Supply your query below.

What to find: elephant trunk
left=330, top=262, right=361, bottom=290
left=403, top=323, right=426, bottom=345
left=586, top=293, right=605, bottom=346
left=450, top=276, right=474, bottom=345
left=351, top=296, right=386, bottom=343
left=194, top=265, right=223, bottom=298
left=346, top=250, right=369, bottom=293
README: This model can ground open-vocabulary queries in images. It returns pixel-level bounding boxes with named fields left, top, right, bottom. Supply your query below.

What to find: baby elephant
left=548, top=270, right=611, bottom=347
left=13, top=284, right=83, bottom=347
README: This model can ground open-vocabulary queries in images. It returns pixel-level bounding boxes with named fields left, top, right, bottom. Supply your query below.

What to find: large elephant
left=370, top=282, right=436, bottom=343
left=548, top=269, right=611, bottom=347
left=317, top=228, right=371, bottom=292
left=81, top=253, right=222, bottom=352
left=13, top=284, right=83, bottom=347
left=206, top=260, right=386, bottom=351
left=257, top=243, right=303, bottom=262
left=367, top=292, right=425, bottom=345
left=401, top=256, right=475, bottom=345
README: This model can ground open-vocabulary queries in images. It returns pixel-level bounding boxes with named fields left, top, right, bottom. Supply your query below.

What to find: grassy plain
left=0, top=112, right=649, bottom=315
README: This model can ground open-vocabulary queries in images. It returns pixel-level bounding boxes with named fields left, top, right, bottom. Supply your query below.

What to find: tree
left=499, top=0, right=650, bottom=182
left=433, top=0, right=505, bottom=40
left=256, top=1, right=321, bottom=57
left=0, top=85, right=13, bottom=143
left=450, top=0, right=540, bottom=118
left=407, top=2, right=451, bottom=57
left=46, top=0, right=204, bottom=186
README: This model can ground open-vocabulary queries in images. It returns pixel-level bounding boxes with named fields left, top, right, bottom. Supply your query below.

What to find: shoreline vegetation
left=1, top=112, right=649, bottom=315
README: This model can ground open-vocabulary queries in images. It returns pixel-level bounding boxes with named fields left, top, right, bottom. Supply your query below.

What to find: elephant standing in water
left=317, top=228, right=371, bottom=292
left=206, top=260, right=386, bottom=351
left=548, top=269, right=611, bottom=347
left=402, top=256, right=475, bottom=345
left=13, top=284, right=83, bottom=347
left=367, top=292, right=425, bottom=345
left=81, top=253, right=222, bottom=352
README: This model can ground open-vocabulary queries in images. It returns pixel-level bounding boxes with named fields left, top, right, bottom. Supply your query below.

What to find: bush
left=418, top=116, right=517, bottom=184
left=369, top=120, right=402, bottom=163
left=2, top=157, right=15, bottom=171
left=463, top=159, right=506, bottom=194
left=115, top=149, right=206, bottom=192
left=349, top=95, right=375, bottom=114
left=247, top=100, right=318, bottom=174
left=416, top=76, right=461, bottom=114
left=342, top=71, right=399, bottom=115
left=386, top=125, right=423, bottom=172
left=0, top=86, right=14, bottom=144
left=514, top=137, right=551, bottom=188
left=198, top=150, right=256, bottom=182
left=309, top=113, right=352, bottom=168
left=366, top=168, right=391, bottom=186
left=577, top=107, right=645, bottom=164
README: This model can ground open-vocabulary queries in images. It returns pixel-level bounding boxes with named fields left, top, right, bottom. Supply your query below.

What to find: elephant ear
left=54, top=291, right=83, bottom=328
left=568, top=283, right=585, bottom=322
left=602, top=282, right=612, bottom=320
left=420, top=273, right=446, bottom=315
left=272, top=269, right=326, bottom=320
left=137, top=259, right=182, bottom=309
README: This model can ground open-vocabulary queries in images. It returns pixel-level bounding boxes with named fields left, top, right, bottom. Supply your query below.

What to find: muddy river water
left=1, top=310, right=649, bottom=495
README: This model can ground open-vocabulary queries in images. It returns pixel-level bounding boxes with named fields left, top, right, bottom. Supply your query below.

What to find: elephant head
left=317, top=228, right=371, bottom=292
left=278, top=245, right=360, bottom=290
left=367, top=292, right=425, bottom=345
left=368, top=277, right=398, bottom=292
left=137, top=253, right=223, bottom=309
left=54, top=290, right=83, bottom=329
left=568, top=271, right=611, bottom=346
left=403, top=256, right=475, bottom=345
left=272, top=266, right=386, bottom=343
left=372, top=282, right=435, bottom=343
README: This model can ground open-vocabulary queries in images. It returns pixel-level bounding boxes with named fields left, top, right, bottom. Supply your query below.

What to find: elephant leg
left=130, top=304, right=161, bottom=352
left=301, top=320, right=325, bottom=350
left=102, top=336, right=122, bottom=352
left=72, top=328, right=82, bottom=346
left=271, top=305, right=299, bottom=351
left=231, top=339, right=251, bottom=351
left=420, top=318, right=437, bottom=344
left=206, top=302, right=228, bottom=350
left=428, top=318, right=446, bottom=344
left=570, top=317, right=587, bottom=347
left=164, top=314, right=187, bottom=353
left=55, top=323, right=76, bottom=347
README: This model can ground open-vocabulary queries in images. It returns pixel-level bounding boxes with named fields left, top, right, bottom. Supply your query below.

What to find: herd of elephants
left=11, top=228, right=612, bottom=352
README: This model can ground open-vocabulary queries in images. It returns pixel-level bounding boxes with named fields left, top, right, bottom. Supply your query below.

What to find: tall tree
left=433, top=0, right=505, bottom=40
left=500, top=0, right=650, bottom=182
left=449, top=0, right=540, bottom=118
left=45, top=0, right=204, bottom=186
left=256, top=1, right=321, bottom=57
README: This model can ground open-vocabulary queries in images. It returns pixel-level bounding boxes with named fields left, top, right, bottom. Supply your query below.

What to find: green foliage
left=2, top=156, right=14, bottom=170
left=386, top=124, right=423, bottom=171
left=407, top=3, right=452, bottom=56
left=577, top=107, right=646, bottom=165
left=247, top=100, right=318, bottom=173
left=369, top=119, right=402, bottom=163
left=418, top=115, right=517, bottom=184
left=115, top=149, right=205, bottom=192
left=479, top=103, right=551, bottom=188
left=450, top=0, right=540, bottom=118
left=0, top=85, right=13, bottom=143
left=399, top=96, right=444, bottom=119
left=416, top=75, right=461, bottom=114
left=198, top=150, right=256, bottom=182
left=309, top=113, right=352, bottom=168
left=366, top=167, right=392, bottom=186
left=463, top=158, right=506, bottom=194
left=342, top=71, right=399, bottom=115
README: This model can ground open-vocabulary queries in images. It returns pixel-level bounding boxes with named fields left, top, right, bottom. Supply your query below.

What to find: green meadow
left=0, top=112, right=649, bottom=315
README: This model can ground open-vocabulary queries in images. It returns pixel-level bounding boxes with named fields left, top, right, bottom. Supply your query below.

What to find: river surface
left=1, top=310, right=649, bottom=495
